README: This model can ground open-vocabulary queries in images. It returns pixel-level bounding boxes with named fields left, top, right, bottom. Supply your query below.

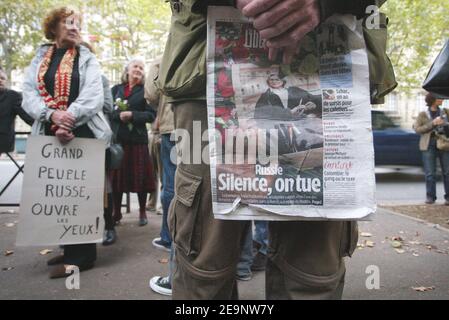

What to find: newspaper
left=206, top=7, right=375, bottom=221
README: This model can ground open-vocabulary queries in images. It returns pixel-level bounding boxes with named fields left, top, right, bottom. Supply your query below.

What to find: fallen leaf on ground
left=426, top=244, right=438, bottom=250
left=360, top=232, right=372, bottom=237
left=158, top=258, right=169, bottom=264
left=1, top=267, right=14, bottom=271
left=365, top=240, right=375, bottom=248
left=412, top=286, right=435, bottom=292
left=391, top=241, right=403, bottom=248
left=5, top=223, right=15, bottom=228
left=4, top=250, right=14, bottom=256
left=395, top=249, right=406, bottom=254
left=435, top=250, right=448, bottom=255
left=0, top=210, right=16, bottom=214
left=392, top=236, right=404, bottom=242
left=412, top=252, right=420, bottom=257
left=39, top=249, right=53, bottom=255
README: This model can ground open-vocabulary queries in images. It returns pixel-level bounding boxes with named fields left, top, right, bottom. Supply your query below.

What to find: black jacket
left=0, top=89, right=34, bottom=153
left=111, top=84, right=156, bottom=145
left=254, top=87, right=322, bottom=121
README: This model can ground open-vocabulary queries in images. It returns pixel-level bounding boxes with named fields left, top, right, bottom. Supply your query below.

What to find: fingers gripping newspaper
left=206, top=7, right=375, bottom=221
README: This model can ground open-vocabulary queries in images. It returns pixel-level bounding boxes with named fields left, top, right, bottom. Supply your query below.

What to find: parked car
left=372, top=110, right=422, bottom=167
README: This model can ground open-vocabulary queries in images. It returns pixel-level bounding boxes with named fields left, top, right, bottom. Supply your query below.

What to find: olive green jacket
left=157, top=0, right=395, bottom=104
left=145, top=60, right=175, bottom=134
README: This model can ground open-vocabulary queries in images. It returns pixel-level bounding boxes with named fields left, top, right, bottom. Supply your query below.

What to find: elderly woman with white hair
left=111, top=59, right=156, bottom=226
left=22, top=7, right=112, bottom=278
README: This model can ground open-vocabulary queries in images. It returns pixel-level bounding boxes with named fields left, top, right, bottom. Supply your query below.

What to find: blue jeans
left=160, top=134, right=177, bottom=244
left=254, top=221, right=268, bottom=256
left=237, top=223, right=253, bottom=277
left=422, top=138, right=449, bottom=201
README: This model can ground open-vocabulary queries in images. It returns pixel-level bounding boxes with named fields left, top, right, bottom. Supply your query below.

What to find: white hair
left=121, top=57, right=146, bottom=84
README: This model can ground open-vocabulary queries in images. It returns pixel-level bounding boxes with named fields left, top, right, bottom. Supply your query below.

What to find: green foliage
left=0, top=0, right=170, bottom=82
left=2, top=0, right=448, bottom=91
left=383, top=0, right=449, bottom=93
left=0, top=1, right=48, bottom=77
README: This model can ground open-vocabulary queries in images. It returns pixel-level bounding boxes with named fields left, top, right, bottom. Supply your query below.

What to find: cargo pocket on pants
left=172, top=167, right=203, bottom=257
left=340, top=221, right=359, bottom=258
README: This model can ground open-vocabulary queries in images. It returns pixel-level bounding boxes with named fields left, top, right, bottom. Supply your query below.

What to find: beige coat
left=413, top=108, right=449, bottom=151
left=145, top=61, right=174, bottom=135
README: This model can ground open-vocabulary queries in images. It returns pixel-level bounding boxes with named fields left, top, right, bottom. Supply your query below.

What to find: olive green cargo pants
left=170, top=101, right=358, bottom=300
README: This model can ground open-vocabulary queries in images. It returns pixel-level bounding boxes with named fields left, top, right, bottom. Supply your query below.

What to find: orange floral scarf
left=37, top=45, right=77, bottom=131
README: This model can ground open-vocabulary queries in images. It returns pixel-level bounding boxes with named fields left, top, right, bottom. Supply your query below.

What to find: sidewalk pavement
left=1, top=207, right=448, bottom=300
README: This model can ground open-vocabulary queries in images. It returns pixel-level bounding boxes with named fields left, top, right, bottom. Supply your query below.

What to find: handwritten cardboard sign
left=16, top=136, right=106, bottom=246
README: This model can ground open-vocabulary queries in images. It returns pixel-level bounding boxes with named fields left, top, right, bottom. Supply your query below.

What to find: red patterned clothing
left=111, top=144, right=156, bottom=193
left=124, top=84, right=131, bottom=98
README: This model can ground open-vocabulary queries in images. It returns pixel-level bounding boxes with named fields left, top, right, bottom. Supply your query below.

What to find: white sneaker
left=149, top=276, right=172, bottom=296
left=152, top=237, right=171, bottom=252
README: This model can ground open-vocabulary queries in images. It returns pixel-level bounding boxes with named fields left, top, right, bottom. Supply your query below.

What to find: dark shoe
left=49, top=262, right=94, bottom=279
left=49, top=264, right=71, bottom=279
left=445, top=199, right=449, bottom=206
left=47, top=254, right=64, bottom=266
left=236, top=273, right=252, bottom=281
left=253, top=240, right=262, bottom=251
left=113, top=212, right=123, bottom=224
left=152, top=237, right=171, bottom=252
left=139, top=211, right=148, bottom=226
left=139, top=218, right=148, bottom=226
left=425, top=197, right=435, bottom=204
left=102, top=229, right=117, bottom=246
left=149, top=276, right=172, bottom=296
left=251, top=252, right=267, bottom=272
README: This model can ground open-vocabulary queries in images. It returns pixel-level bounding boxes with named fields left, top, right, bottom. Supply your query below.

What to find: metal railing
left=0, top=131, right=29, bottom=207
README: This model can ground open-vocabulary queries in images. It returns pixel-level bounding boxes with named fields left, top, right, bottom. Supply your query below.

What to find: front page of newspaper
left=206, top=7, right=375, bottom=221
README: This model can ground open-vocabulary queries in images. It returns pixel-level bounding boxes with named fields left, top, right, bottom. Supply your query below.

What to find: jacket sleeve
left=208, top=0, right=235, bottom=5
left=194, top=0, right=236, bottom=13
left=13, top=92, right=34, bottom=126
left=319, top=0, right=387, bottom=21
left=131, top=101, right=156, bottom=125
left=21, top=51, right=55, bottom=123
left=144, top=63, right=161, bottom=109
left=102, top=76, right=114, bottom=117
left=413, top=112, right=434, bottom=135
left=67, top=56, right=104, bottom=127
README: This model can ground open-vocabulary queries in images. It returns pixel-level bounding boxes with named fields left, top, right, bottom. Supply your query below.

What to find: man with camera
left=414, top=93, right=449, bottom=205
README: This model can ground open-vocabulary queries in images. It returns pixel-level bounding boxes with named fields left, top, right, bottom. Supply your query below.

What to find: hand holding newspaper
left=206, top=7, right=375, bottom=221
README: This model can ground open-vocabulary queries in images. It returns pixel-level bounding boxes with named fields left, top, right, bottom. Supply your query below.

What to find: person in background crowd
left=0, top=68, right=34, bottom=154
left=236, top=221, right=268, bottom=281
left=111, top=59, right=156, bottom=227
left=252, top=221, right=268, bottom=271
left=414, top=93, right=449, bottom=205
left=146, top=118, right=162, bottom=215
left=145, top=60, right=177, bottom=296
left=80, top=41, right=117, bottom=246
left=21, top=7, right=112, bottom=278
